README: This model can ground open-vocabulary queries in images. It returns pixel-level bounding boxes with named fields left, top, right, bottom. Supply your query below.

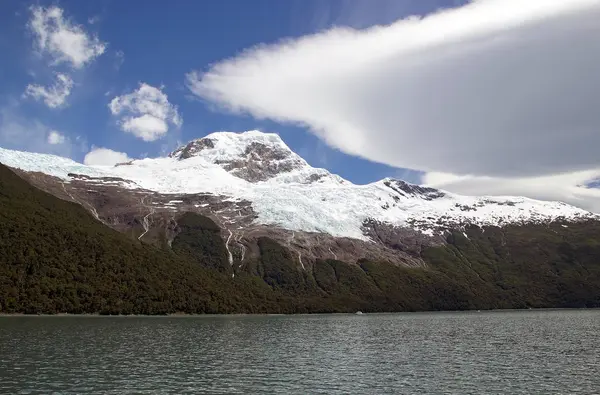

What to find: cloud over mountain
left=187, top=0, right=600, bottom=179
left=109, top=83, right=182, bottom=142
left=423, top=169, right=600, bottom=214
left=83, top=147, right=131, bottom=166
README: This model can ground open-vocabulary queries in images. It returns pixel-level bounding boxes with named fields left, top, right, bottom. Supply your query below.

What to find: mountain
left=1, top=130, right=600, bottom=314
left=0, top=131, right=596, bottom=267
left=0, top=161, right=282, bottom=314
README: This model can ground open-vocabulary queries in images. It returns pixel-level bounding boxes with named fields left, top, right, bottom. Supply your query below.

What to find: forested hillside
left=0, top=163, right=279, bottom=314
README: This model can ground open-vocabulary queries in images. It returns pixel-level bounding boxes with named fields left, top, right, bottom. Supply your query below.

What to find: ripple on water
left=0, top=310, right=599, bottom=394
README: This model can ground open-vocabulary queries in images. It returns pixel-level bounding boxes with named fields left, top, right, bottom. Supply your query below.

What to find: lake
left=1, top=310, right=598, bottom=394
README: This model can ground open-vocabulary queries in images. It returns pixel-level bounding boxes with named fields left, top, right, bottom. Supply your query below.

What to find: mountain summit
left=169, top=131, right=340, bottom=184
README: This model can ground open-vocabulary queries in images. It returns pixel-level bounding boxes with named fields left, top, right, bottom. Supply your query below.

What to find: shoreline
left=0, top=307, right=597, bottom=318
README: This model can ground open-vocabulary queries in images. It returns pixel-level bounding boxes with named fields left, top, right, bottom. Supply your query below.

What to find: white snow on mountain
left=171, top=130, right=295, bottom=163
left=0, top=131, right=596, bottom=240
left=170, top=130, right=345, bottom=185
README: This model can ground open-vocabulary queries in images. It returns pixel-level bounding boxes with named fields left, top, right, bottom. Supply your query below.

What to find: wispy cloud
left=87, top=15, right=101, bottom=25
left=28, top=5, right=106, bottom=69
left=23, top=73, right=73, bottom=108
left=0, top=103, right=76, bottom=157
left=307, top=0, right=466, bottom=31
left=109, top=83, right=182, bottom=142
left=23, top=5, right=108, bottom=111
left=47, top=130, right=66, bottom=145
left=114, top=50, right=125, bottom=70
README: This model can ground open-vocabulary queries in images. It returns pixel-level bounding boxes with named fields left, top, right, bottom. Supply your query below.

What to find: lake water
left=0, top=310, right=598, bottom=394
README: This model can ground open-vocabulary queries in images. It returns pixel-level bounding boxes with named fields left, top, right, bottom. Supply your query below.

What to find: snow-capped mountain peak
left=169, top=130, right=341, bottom=184
left=170, top=130, right=295, bottom=161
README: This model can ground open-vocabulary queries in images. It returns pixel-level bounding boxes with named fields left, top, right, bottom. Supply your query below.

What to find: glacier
left=0, top=130, right=596, bottom=240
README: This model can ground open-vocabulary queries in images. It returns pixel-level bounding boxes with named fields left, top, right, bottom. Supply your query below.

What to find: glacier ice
left=0, top=131, right=596, bottom=240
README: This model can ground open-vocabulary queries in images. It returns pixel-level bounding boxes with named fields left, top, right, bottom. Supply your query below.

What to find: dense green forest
left=1, top=162, right=599, bottom=314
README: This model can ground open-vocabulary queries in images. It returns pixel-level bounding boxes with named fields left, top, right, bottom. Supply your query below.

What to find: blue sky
left=0, top=0, right=462, bottom=184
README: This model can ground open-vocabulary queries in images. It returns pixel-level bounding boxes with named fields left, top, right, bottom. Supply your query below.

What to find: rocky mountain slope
left=0, top=130, right=596, bottom=273
left=1, top=159, right=599, bottom=314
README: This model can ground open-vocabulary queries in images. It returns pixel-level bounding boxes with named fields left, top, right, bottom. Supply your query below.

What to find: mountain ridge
left=1, top=130, right=595, bottom=245
left=1, top=130, right=598, bottom=274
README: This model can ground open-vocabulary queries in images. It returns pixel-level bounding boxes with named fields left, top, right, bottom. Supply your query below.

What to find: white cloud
left=109, top=83, right=182, bottom=141
left=47, top=130, right=66, bottom=145
left=121, top=114, right=168, bottom=136
left=187, top=0, right=600, bottom=179
left=28, top=5, right=106, bottom=69
left=83, top=147, right=131, bottom=166
left=423, top=170, right=600, bottom=213
left=23, top=73, right=73, bottom=108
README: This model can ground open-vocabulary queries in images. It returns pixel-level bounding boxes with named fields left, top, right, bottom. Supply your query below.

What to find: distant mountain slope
left=1, top=161, right=599, bottom=314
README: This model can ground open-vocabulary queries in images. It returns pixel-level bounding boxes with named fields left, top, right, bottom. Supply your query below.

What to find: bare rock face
left=229, top=225, right=430, bottom=270
left=362, top=218, right=444, bottom=256
left=169, top=138, right=215, bottom=159
left=217, top=142, right=306, bottom=182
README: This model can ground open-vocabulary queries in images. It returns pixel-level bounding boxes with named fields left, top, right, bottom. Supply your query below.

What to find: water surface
left=1, top=310, right=598, bottom=394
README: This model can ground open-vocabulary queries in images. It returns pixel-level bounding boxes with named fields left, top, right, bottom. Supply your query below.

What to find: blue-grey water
left=0, top=310, right=598, bottom=394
